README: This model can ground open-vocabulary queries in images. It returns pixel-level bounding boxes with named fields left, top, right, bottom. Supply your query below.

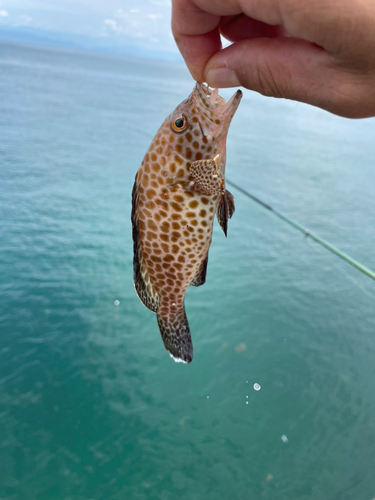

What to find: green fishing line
left=226, top=179, right=375, bottom=282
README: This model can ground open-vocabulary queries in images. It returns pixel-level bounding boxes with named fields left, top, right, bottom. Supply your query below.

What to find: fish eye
left=171, top=114, right=188, bottom=133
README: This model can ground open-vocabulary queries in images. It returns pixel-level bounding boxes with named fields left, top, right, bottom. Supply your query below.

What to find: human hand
left=172, top=0, right=375, bottom=118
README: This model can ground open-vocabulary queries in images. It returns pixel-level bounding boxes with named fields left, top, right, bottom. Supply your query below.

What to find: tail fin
left=157, top=304, right=193, bottom=364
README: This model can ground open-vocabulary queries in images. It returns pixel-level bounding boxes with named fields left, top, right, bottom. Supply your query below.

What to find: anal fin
left=189, top=254, right=208, bottom=287
left=216, top=189, right=235, bottom=237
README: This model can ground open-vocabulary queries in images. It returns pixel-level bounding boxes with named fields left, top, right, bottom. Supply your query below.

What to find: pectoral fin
left=189, top=158, right=222, bottom=195
left=216, top=189, right=235, bottom=237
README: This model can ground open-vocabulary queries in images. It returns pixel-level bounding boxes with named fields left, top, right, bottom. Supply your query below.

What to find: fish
left=131, top=83, right=242, bottom=364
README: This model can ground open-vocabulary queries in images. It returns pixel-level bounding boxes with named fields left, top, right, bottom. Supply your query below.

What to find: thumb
left=204, top=37, right=373, bottom=118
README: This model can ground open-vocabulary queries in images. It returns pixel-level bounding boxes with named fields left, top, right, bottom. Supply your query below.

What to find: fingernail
left=206, top=68, right=240, bottom=88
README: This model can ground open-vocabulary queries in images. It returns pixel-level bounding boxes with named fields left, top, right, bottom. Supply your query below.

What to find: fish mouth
left=195, top=82, right=242, bottom=119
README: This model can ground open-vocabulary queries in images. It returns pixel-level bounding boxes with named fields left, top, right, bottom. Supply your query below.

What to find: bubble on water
left=114, top=300, right=120, bottom=306
left=207, top=396, right=209, bottom=399
left=253, top=383, right=261, bottom=391
left=246, top=396, right=248, bottom=398
left=235, top=343, right=247, bottom=353
left=281, top=435, right=288, bottom=443
left=246, top=401, right=249, bottom=405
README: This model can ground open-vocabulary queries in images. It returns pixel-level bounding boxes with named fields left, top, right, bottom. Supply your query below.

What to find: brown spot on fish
left=146, top=189, right=156, bottom=200
left=160, top=221, right=170, bottom=233
left=147, top=231, right=158, bottom=240
left=171, top=202, right=183, bottom=212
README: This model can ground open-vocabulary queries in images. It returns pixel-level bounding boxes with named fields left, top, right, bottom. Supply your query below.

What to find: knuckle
left=252, top=61, right=286, bottom=99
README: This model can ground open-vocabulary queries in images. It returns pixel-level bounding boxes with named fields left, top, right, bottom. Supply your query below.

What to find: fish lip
left=222, top=88, right=243, bottom=117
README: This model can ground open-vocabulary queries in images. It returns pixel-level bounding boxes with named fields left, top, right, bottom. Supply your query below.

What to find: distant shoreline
left=0, top=26, right=183, bottom=63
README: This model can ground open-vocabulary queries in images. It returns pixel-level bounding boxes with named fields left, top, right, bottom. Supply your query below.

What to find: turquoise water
left=1, top=40, right=375, bottom=500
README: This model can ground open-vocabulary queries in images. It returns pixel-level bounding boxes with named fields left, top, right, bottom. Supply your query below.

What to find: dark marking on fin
left=216, top=189, right=235, bottom=237
left=157, top=305, right=193, bottom=364
left=189, top=254, right=208, bottom=287
left=225, top=189, right=235, bottom=219
left=131, top=177, right=159, bottom=313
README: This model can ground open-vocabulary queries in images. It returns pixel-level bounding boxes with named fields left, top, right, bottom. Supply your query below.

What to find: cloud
left=17, top=14, right=32, bottom=25
left=147, top=13, right=162, bottom=20
left=149, top=0, right=171, bottom=5
left=0, top=0, right=178, bottom=55
left=104, top=18, right=119, bottom=32
left=102, top=5, right=176, bottom=50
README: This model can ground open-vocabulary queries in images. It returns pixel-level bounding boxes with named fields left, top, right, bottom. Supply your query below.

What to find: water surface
left=1, top=41, right=375, bottom=500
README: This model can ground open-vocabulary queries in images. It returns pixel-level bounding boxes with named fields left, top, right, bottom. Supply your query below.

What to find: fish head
left=168, top=83, right=242, bottom=172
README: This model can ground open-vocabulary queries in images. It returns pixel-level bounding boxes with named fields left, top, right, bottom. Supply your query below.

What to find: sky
left=0, top=0, right=178, bottom=53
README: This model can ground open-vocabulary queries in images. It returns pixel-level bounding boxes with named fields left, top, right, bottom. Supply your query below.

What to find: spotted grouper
left=131, top=83, right=242, bottom=364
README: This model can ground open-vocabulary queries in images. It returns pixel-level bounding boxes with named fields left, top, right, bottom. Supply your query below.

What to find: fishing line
left=226, top=179, right=375, bottom=283
left=129, top=125, right=375, bottom=283
left=330, top=261, right=375, bottom=300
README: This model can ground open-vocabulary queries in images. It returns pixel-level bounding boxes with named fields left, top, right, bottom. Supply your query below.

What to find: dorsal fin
left=216, top=189, right=235, bottom=237
left=131, top=178, right=159, bottom=312
left=189, top=254, right=208, bottom=287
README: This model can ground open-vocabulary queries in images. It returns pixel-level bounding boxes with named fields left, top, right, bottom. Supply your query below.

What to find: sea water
left=1, top=40, right=375, bottom=500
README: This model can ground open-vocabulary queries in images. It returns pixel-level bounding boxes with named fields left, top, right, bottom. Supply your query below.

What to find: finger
left=219, top=15, right=287, bottom=43
left=204, top=37, right=375, bottom=118
left=172, top=0, right=222, bottom=82
left=173, top=0, right=375, bottom=60
left=171, top=0, right=286, bottom=82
